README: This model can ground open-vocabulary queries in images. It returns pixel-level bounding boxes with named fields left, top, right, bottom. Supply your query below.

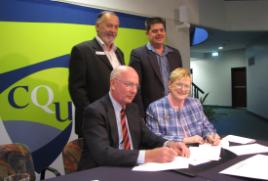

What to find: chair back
left=62, top=138, right=83, bottom=174
left=0, top=143, right=35, bottom=181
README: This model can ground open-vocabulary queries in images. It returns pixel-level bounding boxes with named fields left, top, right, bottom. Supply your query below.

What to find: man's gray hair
left=96, top=11, right=118, bottom=24
left=110, top=65, right=134, bottom=81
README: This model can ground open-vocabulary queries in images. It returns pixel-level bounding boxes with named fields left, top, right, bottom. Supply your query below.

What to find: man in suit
left=130, top=17, right=182, bottom=116
left=68, top=11, right=124, bottom=137
left=78, top=66, right=189, bottom=170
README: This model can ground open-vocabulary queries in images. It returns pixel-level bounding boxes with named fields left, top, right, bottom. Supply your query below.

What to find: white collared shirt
left=109, top=92, right=133, bottom=150
left=96, top=36, right=120, bottom=69
left=109, top=92, right=145, bottom=164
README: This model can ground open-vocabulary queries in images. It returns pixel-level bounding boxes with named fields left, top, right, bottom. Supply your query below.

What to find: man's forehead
left=120, top=71, right=138, bottom=80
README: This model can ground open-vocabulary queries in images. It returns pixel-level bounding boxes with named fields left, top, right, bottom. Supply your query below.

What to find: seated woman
left=146, top=68, right=220, bottom=145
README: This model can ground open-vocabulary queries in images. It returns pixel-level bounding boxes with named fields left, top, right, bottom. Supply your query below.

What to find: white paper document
left=222, top=135, right=256, bottom=144
left=189, top=144, right=221, bottom=166
left=225, top=143, right=268, bottom=156
left=132, top=156, right=189, bottom=171
left=220, top=154, right=268, bottom=180
left=132, top=144, right=222, bottom=171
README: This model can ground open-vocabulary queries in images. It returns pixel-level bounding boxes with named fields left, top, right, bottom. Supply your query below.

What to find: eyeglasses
left=115, top=78, right=140, bottom=89
left=173, top=83, right=191, bottom=90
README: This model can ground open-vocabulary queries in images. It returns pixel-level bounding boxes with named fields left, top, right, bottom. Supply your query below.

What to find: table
left=45, top=166, right=205, bottom=181
left=45, top=140, right=268, bottom=181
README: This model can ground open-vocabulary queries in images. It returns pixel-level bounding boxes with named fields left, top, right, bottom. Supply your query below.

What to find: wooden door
left=231, top=67, right=247, bottom=107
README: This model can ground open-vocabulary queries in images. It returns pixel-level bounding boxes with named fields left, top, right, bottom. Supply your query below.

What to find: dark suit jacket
left=78, top=95, right=166, bottom=170
left=68, top=38, right=124, bottom=136
left=129, top=45, right=182, bottom=116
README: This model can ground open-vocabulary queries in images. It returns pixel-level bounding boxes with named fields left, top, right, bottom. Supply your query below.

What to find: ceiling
left=190, top=0, right=268, bottom=55
left=190, top=27, right=267, bottom=54
left=224, top=0, right=264, bottom=1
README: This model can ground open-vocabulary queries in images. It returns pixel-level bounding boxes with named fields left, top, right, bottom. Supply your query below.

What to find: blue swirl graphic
left=0, top=55, right=69, bottom=93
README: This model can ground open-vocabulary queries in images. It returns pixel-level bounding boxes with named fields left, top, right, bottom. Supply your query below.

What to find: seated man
left=78, top=66, right=189, bottom=170
left=146, top=68, right=221, bottom=146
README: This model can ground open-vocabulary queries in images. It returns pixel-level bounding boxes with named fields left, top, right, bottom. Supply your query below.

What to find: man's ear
left=96, top=23, right=100, bottom=33
left=110, top=80, right=115, bottom=91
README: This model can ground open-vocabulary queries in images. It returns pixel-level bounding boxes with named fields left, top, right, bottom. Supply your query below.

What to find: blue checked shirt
left=146, top=43, right=171, bottom=95
left=146, top=96, right=217, bottom=141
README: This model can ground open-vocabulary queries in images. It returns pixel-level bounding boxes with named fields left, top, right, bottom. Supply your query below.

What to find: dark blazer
left=129, top=45, right=182, bottom=116
left=78, top=95, right=166, bottom=170
left=68, top=38, right=124, bottom=136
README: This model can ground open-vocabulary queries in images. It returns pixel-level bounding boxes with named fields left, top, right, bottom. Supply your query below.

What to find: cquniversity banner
left=0, top=0, right=146, bottom=172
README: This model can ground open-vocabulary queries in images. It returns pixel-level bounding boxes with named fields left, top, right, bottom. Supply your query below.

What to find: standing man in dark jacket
left=130, top=17, right=182, bottom=116
left=69, top=11, right=124, bottom=137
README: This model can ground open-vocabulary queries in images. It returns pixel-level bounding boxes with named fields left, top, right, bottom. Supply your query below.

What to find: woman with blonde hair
left=146, top=68, right=220, bottom=145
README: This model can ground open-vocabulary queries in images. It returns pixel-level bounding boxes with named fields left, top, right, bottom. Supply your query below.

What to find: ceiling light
left=211, top=52, right=219, bottom=57
left=218, top=46, right=223, bottom=50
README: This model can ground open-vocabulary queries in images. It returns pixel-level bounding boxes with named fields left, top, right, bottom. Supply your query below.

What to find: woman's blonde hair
left=169, top=68, right=192, bottom=83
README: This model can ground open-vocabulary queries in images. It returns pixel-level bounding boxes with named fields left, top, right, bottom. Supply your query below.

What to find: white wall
left=56, top=0, right=180, bottom=18
left=191, top=49, right=246, bottom=106
left=225, top=1, right=268, bottom=31
left=197, top=0, right=227, bottom=29
left=246, top=39, right=268, bottom=119
left=195, top=0, right=268, bottom=31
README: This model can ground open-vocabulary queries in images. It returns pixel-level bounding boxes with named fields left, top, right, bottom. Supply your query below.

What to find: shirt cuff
left=163, top=141, right=169, bottom=147
left=137, top=150, right=145, bottom=164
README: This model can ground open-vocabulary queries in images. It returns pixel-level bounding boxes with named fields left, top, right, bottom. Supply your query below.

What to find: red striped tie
left=120, top=109, right=131, bottom=150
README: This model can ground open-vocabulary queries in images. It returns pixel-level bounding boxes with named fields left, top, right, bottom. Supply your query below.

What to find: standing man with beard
left=69, top=11, right=125, bottom=137
left=129, top=17, right=182, bottom=116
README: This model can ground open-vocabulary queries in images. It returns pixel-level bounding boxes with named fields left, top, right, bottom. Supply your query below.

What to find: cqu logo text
left=8, top=85, right=72, bottom=122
